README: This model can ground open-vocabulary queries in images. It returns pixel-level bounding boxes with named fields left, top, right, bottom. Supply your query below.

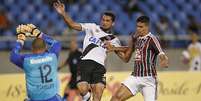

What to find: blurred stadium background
left=0, top=0, right=201, bottom=101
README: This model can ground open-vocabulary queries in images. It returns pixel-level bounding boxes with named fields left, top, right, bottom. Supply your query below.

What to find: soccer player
left=54, top=1, right=121, bottom=101
left=107, top=16, right=169, bottom=101
left=58, top=36, right=82, bottom=101
left=182, top=30, right=201, bottom=71
left=10, top=24, right=62, bottom=101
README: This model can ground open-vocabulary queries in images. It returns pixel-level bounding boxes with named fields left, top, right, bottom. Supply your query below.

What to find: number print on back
left=39, top=65, right=53, bottom=83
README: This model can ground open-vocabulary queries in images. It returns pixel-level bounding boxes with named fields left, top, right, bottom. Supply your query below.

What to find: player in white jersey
left=54, top=1, right=121, bottom=101
left=182, top=32, right=201, bottom=71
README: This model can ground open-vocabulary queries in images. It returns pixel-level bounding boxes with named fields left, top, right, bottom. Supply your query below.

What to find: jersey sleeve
left=10, top=42, right=25, bottom=69
left=79, top=23, right=97, bottom=32
left=150, top=36, right=164, bottom=55
left=110, top=37, right=121, bottom=47
left=41, top=33, right=61, bottom=58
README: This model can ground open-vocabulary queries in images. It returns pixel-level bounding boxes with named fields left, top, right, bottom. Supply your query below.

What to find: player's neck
left=70, top=48, right=77, bottom=52
left=192, top=41, right=197, bottom=44
left=141, top=32, right=149, bottom=37
left=100, top=27, right=112, bottom=34
left=32, top=49, right=45, bottom=54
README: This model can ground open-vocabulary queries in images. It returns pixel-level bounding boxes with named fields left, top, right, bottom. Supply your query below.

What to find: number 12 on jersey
left=38, top=64, right=53, bottom=83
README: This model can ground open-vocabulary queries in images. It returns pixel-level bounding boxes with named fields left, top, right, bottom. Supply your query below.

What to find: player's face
left=190, top=33, right=198, bottom=43
left=100, top=15, right=113, bottom=30
left=136, top=22, right=149, bottom=36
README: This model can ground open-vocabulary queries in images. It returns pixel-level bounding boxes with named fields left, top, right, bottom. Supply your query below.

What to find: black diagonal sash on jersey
left=99, top=35, right=116, bottom=42
left=81, top=35, right=116, bottom=58
left=81, top=43, right=98, bottom=58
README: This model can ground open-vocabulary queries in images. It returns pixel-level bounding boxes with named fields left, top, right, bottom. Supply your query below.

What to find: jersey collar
left=139, top=32, right=151, bottom=39
left=100, top=27, right=112, bottom=34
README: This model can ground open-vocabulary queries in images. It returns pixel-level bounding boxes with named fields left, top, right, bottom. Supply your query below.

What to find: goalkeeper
left=10, top=24, right=62, bottom=101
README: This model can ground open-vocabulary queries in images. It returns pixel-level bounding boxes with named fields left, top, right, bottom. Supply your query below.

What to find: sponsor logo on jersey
left=89, top=36, right=105, bottom=48
left=30, top=56, right=53, bottom=64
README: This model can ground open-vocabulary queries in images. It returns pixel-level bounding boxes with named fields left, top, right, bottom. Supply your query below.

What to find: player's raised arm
left=26, top=24, right=61, bottom=58
left=54, top=0, right=82, bottom=31
left=10, top=25, right=27, bottom=68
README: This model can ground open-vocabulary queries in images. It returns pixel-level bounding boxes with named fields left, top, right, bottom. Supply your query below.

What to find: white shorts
left=122, top=76, right=158, bottom=101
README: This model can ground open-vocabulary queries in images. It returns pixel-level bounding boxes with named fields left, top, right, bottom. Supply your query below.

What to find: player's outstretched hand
left=159, top=54, right=169, bottom=68
left=53, top=0, right=65, bottom=15
left=105, top=42, right=115, bottom=53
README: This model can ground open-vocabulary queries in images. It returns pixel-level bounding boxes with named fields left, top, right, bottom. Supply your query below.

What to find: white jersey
left=187, top=42, right=201, bottom=71
left=80, top=23, right=121, bottom=66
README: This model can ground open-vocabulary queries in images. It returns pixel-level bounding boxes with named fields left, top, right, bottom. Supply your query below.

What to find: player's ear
left=45, top=45, right=48, bottom=51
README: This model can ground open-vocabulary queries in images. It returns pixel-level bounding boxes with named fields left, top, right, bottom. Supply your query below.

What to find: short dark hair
left=136, top=16, right=150, bottom=25
left=32, top=38, right=46, bottom=50
left=102, top=11, right=116, bottom=22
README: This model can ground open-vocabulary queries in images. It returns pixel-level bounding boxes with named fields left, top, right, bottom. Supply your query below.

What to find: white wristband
left=38, top=33, right=43, bottom=38
left=16, top=40, right=24, bottom=45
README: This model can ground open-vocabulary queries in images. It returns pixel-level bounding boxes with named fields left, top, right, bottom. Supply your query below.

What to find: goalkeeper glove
left=16, top=24, right=32, bottom=36
left=26, top=24, right=41, bottom=37
left=16, top=33, right=26, bottom=45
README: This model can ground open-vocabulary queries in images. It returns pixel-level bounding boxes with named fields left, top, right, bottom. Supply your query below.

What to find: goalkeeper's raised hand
left=26, top=24, right=41, bottom=37
left=16, top=33, right=26, bottom=45
left=16, top=24, right=27, bottom=44
left=16, top=24, right=41, bottom=38
left=16, top=24, right=31, bottom=36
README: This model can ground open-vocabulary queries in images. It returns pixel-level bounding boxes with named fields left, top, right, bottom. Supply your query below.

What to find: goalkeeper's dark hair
left=136, top=16, right=150, bottom=25
left=32, top=38, right=46, bottom=50
left=102, top=11, right=116, bottom=22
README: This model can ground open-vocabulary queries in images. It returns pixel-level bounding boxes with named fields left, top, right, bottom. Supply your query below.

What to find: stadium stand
left=0, top=0, right=200, bottom=50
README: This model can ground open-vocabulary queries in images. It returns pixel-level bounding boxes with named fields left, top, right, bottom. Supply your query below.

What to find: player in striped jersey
left=107, top=16, right=169, bottom=101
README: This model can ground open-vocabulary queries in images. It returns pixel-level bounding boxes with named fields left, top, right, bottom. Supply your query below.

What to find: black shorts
left=77, top=60, right=106, bottom=85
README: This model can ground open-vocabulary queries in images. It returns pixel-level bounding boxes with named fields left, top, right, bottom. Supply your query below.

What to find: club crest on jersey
left=136, top=38, right=147, bottom=49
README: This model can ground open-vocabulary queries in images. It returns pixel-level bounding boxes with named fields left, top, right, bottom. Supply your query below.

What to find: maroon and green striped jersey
left=132, top=33, right=164, bottom=77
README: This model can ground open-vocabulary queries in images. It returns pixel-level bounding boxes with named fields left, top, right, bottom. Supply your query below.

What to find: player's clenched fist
left=16, top=33, right=26, bottom=44
left=17, top=34, right=26, bottom=41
